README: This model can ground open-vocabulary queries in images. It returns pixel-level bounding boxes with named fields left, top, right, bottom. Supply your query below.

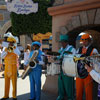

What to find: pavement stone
left=0, top=70, right=57, bottom=100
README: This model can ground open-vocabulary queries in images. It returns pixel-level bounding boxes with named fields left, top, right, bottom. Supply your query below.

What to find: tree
left=10, top=0, right=52, bottom=40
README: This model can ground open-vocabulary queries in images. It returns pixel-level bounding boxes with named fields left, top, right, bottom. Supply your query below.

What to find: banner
left=7, top=0, right=38, bottom=14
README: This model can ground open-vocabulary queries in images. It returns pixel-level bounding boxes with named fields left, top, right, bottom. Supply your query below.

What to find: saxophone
left=21, top=50, right=39, bottom=79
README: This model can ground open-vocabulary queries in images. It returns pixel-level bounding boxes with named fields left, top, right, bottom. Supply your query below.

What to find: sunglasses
left=81, top=39, right=89, bottom=41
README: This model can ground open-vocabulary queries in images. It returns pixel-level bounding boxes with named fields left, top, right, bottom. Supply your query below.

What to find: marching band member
left=1, top=37, right=18, bottom=100
left=1, top=32, right=15, bottom=73
left=3, top=33, right=21, bottom=77
left=56, top=34, right=76, bottom=100
left=85, top=64, right=100, bottom=100
left=85, top=64, right=100, bottom=84
left=24, top=41, right=44, bottom=100
left=76, top=33, right=98, bottom=100
left=3, top=32, right=21, bottom=56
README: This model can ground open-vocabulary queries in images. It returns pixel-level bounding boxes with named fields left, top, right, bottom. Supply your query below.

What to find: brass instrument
left=73, top=56, right=85, bottom=62
left=7, top=46, right=15, bottom=52
left=73, top=54, right=100, bottom=63
left=73, top=54, right=100, bottom=77
left=21, top=50, right=39, bottom=79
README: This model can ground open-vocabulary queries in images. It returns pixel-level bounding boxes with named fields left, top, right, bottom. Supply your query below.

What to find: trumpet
left=73, top=54, right=100, bottom=63
left=7, top=46, right=15, bottom=52
left=73, top=56, right=85, bottom=62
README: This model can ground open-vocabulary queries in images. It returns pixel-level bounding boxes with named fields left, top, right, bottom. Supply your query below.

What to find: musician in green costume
left=56, top=34, right=76, bottom=100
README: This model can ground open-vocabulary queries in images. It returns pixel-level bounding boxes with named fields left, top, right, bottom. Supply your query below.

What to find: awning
left=33, top=32, right=52, bottom=41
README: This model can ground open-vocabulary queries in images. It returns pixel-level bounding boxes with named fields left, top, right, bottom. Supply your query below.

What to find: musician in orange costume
left=76, top=33, right=98, bottom=100
left=1, top=37, right=18, bottom=100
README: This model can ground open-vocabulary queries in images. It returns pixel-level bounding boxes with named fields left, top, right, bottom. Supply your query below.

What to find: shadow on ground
left=4, top=91, right=57, bottom=100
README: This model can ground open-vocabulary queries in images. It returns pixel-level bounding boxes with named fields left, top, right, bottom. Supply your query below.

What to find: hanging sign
left=6, top=0, right=38, bottom=14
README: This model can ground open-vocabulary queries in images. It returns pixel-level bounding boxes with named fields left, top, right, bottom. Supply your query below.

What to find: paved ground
left=0, top=70, right=98, bottom=100
left=0, top=70, right=57, bottom=100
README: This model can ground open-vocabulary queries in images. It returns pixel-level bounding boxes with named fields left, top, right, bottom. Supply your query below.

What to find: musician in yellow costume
left=1, top=37, right=18, bottom=100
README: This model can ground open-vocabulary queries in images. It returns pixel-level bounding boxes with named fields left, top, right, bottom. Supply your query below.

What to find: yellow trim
left=33, top=32, right=52, bottom=41
left=7, top=37, right=16, bottom=43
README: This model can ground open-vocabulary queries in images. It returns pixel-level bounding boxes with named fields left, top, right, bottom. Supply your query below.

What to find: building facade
left=43, top=0, right=100, bottom=98
left=0, top=0, right=100, bottom=97
left=48, top=0, right=100, bottom=51
left=0, top=0, right=10, bottom=37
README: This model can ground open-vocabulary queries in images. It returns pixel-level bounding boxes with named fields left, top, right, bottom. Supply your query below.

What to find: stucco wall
left=0, top=2, right=10, bottom=37
left=47, top=1, right=100, bottom=95
left=52, top=12, right=79, bottom=51
left=48, top=0, right=100, bottom=51
left=51, top=7, right=100, bottom=51
left=0, top=1, right=9, bottom=28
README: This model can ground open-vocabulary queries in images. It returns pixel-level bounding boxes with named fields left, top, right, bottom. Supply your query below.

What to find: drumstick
left=47, top=51, right=60, bottom=56
left=64, top=51, right=72, bottom=54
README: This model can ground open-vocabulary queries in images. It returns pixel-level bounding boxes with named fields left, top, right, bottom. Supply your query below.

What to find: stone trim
left=94, top=8, right=100, bottom=24
left=55, top=32, right=60, bottom=42
left=87, top=9, right=96, bottom=24
left=66, top=20, right=73, bottom=31
left=0, top=20, right=11, bottom=37
left=80, top=11, right=88, bottom=26
left=71, top=16, right=81, bottom=28
left=53, top=0, right=64, bottom=6
left=64, top=8, right=100, bottom=32
left=60, top=26, right=68, bottom=35
left=48, top=0, right=100, bottom=16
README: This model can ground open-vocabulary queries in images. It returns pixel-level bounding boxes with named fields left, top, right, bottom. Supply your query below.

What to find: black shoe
left=1, top=97, right=9, bottom=100
left=12, top=98, right=17, bottom=100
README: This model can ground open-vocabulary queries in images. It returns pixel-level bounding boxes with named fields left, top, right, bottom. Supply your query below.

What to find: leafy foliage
left=10, top=0, right=52, bottom=36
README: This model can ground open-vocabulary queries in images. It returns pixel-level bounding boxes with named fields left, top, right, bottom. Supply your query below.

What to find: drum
left=62, top=54, right=79, bottom=77
left=47, top=61, right=60, bottom=76
left=62, top=54, right=88, bottom=78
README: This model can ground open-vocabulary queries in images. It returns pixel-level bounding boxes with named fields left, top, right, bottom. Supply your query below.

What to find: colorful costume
left=4, top=51, right=18, bottom=98
left=89, top=69, right=100, bottom=100
left=24, top=41, right=44, bottom=100
left=57, top=35, right=76, bottom=100
left=76, top=33, right=98, bottom=100
left=1, top=37, right=19, bottom=100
